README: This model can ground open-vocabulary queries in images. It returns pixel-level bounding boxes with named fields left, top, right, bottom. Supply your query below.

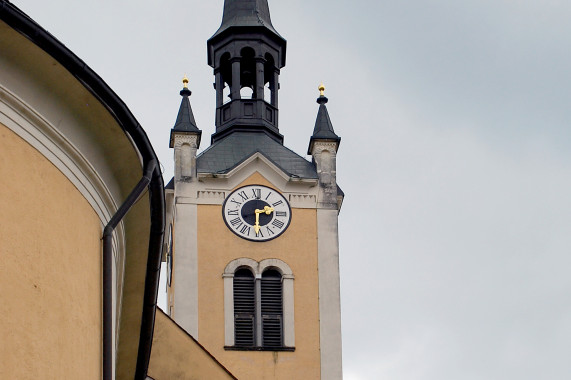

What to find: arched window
left=223, top=258, right=294, bottom=350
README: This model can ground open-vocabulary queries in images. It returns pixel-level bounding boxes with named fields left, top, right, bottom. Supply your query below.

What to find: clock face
left=222, top=184, right=291, bottom=242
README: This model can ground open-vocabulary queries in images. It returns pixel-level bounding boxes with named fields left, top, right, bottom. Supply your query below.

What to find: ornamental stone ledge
left=311, top=141, right=339, bottom=155
left=173, top=134, right=199, bottom=148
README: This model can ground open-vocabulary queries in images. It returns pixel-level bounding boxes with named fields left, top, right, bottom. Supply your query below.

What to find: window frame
left=223, top=258, right=295, bottom=350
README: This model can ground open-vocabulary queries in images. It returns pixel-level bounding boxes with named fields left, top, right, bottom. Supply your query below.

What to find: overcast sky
left=16, top=1, right=571, bottom=379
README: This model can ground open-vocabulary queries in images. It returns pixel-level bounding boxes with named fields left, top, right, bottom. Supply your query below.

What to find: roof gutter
left=0, top=2, right=166, bottom=379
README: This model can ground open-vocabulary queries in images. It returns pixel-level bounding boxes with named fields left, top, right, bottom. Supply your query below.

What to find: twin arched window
left=224, top=258, right=294, bottom=350
left=233, top=268, right=283, bottom=348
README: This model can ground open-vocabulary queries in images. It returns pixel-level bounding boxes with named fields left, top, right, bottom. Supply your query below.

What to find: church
left=0, top=0, right=343, bottom=379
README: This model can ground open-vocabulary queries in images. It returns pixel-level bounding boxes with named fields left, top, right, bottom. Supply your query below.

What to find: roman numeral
left=227, top=209, right=239, bottom=216
left=266, top=226, right=275, bottom=235
left=272, top=219, right=285, bottom=229
left=230, top=218, right=242, bottom=228
left=238, top=191, right=249, bottom=202
left=252, top=188, right=261, bottom=199
left=230, top=199, right=241, bottom=206
left=272, top=200, right=283, bottom=207
left=275, top=211, right=287, bottom=217
left=240, top=225, right=251, bottom=235
left=265, top=191, right=272, bottom=200
left=255, top=229, right=264, bottom=238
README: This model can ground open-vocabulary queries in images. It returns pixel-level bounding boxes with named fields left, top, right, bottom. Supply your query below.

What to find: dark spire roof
left=210, top=0, right=283, bottom=41
left=170, top=78, right=201, bottom=148
left=173, top=88, right=199, bottom=133
left=308, top=89, right=340, bottom=154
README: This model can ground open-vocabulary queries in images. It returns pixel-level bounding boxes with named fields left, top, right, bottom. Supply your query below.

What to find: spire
left=210, top=0, right=283, bottom=42
left=170, top=76, right=201, bottom=148
left=207, top=0, right=286, bottom=68
left=308, top=84, right=340, bottom=154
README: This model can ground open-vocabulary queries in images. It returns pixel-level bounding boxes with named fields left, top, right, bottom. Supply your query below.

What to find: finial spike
left=183, top=74, right=189, bottom=89
left=317, top=83, right=328, bottom=105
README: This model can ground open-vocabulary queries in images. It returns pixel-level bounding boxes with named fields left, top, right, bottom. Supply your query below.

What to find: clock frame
left=222, top=184, right=291, bottom=242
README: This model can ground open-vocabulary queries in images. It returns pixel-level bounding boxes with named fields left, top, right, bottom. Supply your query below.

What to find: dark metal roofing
left=173, top=88, right=199, bottom=133
left=308, top=95, right=341, bottom=154
left=210, top=0, right=283, bottom=41
left=197, top=131, right=317, bottom=179
left=170, top=86, right=201, bottom=148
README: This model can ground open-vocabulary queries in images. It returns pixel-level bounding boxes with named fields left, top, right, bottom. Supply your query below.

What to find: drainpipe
left=102, top=160, right=156, bottom=380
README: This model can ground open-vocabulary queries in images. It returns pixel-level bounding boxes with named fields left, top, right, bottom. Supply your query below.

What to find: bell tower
left=207, top=0, right=286, bottom=143
left=164, top=1, right=343, bottom=379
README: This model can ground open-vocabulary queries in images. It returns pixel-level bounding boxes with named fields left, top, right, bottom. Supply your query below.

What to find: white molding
left=177, top=153, right=321, bottom=208
left=311, top=141, right=339, bottom=155
left=0, top=86, right=121, bottom=228
left=258, top=258, right=293, bottom=276
left=172, top=202, right=199, bottom=338
left=0, top=85, right=126, bottom=261
left=224, top=257, right=259, bottom=274
left=173, top=134, right=199, bottom=148
left=289, top=193, right=317, bottom=208
left=0, top=83, right=128, bottom=368
left=197, top=190, right=226, bottom=201
left=317, top=209, right=343, bottom=379
left=223, top=257, right=295, bottom=347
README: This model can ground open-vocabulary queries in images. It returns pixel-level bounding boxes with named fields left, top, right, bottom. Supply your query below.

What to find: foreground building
left=0, top=1, right=167, bottom=379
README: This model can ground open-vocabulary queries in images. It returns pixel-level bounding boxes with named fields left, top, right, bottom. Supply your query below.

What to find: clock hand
left=254, top=209, right=263, bottom=234
left=254, top=206, right=275, bottom=234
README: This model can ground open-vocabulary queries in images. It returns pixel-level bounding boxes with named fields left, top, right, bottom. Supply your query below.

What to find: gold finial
left=318, top=83, right=325, bottom=97
left=182, top=74, right=189, bottom=88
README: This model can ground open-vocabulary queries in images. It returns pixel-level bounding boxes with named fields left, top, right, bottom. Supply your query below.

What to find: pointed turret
left=169, top=75, right=201, bottom=148
left=308, top=84, right=340, bottom=155
left=170, top=76, right=201, bottom=181
left=207, top=0, right=287, bottom=144
left=308, top=84, right=341, bottom=210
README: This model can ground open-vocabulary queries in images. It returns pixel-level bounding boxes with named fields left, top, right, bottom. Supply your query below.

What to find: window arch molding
left=223, top=257, right=295, bottom=349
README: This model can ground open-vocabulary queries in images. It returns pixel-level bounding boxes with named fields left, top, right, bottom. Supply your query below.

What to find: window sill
left=224, top=346, right=295, bottom=352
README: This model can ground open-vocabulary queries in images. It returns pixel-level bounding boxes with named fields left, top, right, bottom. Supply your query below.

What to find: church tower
left=164, top=1, right=343, bottom=379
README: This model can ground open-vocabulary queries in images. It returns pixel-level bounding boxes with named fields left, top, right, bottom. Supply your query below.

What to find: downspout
left=102, top=160, right=156, bottom=380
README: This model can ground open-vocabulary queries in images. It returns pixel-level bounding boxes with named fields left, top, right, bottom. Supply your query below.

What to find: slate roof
left=169, top=86, right=202, bottom=148
left=172, top=88, right=200, bottom=133
left=210, top=0, right=283, bottom=41
left=308, top=95, right=340, bottom=154
left=197, top=131, right=317, bottom=179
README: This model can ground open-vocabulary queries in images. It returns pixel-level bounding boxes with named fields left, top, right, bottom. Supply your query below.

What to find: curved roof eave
left=0, top=2, right=165, bottom=379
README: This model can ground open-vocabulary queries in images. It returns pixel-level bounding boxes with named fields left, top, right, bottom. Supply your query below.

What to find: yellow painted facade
left=0, top=124, right=102, bottom=379
left=148, top=310, right=237, bottom=380
left=191, top=173, right=322, bottom=380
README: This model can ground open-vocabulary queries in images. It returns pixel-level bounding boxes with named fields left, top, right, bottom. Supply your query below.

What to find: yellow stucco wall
left=148, top=309, right=237, bottom=380
left=0, top=124, right=102, bottom=379
left=196, top=173, right=321, bottom=380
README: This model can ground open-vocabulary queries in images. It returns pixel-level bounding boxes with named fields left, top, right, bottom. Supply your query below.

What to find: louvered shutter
left=261, top=270, right=283, bottom=347
left=234, top=269, right=255, bottom=347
